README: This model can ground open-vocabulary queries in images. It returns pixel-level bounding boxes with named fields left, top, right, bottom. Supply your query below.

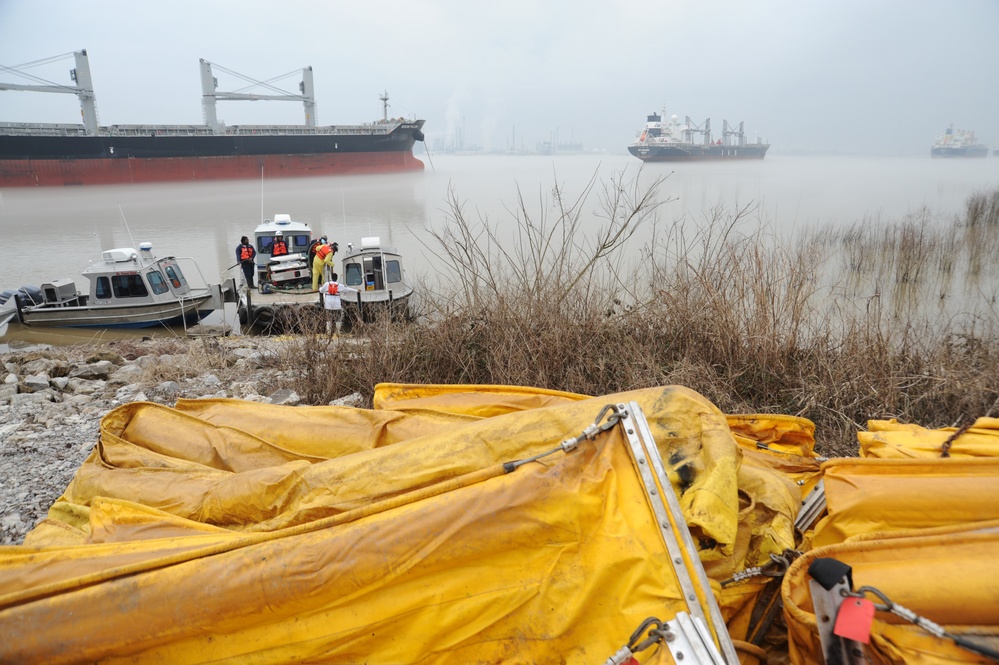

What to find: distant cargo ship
left=930, top=125, right=988, bottom=158
left=0, top=50, right=425, bottom=187
left=628, top=110, right=769, bottom=162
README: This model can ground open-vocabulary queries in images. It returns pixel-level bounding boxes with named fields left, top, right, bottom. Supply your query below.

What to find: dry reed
left=289, top=175, right=999, bottom=458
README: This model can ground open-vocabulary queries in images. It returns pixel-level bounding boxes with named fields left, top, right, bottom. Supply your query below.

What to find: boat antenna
left=116, top=203, right=138, bottom=250
left=260, top=166, right=265, bottom=223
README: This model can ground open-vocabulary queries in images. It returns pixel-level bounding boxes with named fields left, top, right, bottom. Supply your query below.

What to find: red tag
left=624, top=659, right=639, bottom=665
left=833, top=597, right=875, bottom=643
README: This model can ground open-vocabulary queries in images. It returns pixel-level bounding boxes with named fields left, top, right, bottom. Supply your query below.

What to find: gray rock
left=66, top=378, right=106, bottom=395
left=268, top=388, right=301, bottom=406
left=136, top=355, right=160, bottom=369
left=69, top=360, right=114, bottom=380
left=150, top=381, right=181, bottom=402
left=9, top=390, right=58, bottom=406
left=0, top=383, right=17, bottom=402
left=22, top=374, right=50, bottom=392
left=109, top=364, right=144, bottom=385
left=329, top=393, right=364, bottom=408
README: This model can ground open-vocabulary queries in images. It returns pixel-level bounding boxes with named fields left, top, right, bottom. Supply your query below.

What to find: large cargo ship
left=930, top=125, right=988, bottom=158
left=628, top=110, right=769, bottom=162
left=0, top=51, right=426, bottom=187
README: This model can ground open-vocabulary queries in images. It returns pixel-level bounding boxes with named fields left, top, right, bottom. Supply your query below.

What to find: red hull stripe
left=0, top=153, right=425, bottom=187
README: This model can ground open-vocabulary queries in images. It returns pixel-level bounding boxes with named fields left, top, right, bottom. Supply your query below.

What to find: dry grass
left=285, top=175, right=999, bottom=458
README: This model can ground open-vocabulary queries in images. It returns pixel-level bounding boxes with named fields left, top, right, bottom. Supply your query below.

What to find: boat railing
left=0, top=122, right=94, bottom=137
left=171, top=257, right=217, bottom=292
left=225, top=124, right=395, bottom=137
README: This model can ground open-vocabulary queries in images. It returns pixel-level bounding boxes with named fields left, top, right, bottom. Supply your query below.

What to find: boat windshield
left=147, top=270, right=170, bottom=295
left=258, top=234, right=312, bottom=255
left=386, top=260, right=402, bottom=284
left=163, top=264, right=187, bottom=289
left=344, top=263, right=364, bottom=287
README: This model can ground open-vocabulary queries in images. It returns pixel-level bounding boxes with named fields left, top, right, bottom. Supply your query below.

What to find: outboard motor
left=16, top=285, right=43, bottom=306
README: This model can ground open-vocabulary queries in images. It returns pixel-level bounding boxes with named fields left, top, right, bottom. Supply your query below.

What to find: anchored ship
left=628, top=110, right=769, bottom=162
left=930, top=125, right=988, bottom=158
left=0, top=51, right=426, bottom=187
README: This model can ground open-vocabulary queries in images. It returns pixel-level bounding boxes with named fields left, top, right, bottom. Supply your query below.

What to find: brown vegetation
left=290, top=176, right=998, bottom=458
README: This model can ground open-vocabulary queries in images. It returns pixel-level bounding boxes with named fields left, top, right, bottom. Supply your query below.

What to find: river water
left=2, top=152, right=998, bottom=342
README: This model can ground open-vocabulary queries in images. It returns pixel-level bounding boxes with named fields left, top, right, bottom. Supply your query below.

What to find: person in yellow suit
left=311, top=240, right=339, bottom=291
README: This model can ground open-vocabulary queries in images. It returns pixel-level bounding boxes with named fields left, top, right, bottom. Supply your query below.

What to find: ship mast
left=0, top=50, right=99, bottom=134
left=380, top=91, right=390, bottom=122
left=199, top=60, right=317, bottom=133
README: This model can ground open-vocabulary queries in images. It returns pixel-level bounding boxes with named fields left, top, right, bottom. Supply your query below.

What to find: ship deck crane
left=0, top=50, right=99, bottom=134
left=199, top=60, right=317, bottom=133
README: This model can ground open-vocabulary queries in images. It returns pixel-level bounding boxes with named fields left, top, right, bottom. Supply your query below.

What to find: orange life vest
left=239, top=245, right=254, bottom=261
left=316, top=243, right=333, bottom=261
left=326, top=282, right=339, bottom=295
left=272, top=239, right=288, bottom=256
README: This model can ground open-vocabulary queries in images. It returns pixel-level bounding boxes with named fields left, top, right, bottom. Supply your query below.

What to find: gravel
left=0, top=336, right=361, bottom=545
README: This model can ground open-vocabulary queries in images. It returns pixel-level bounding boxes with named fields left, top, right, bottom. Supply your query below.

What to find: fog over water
left=1, top=153, right=997, bottom=295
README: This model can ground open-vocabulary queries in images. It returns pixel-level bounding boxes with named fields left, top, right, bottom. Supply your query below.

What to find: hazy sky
left=1, top=0, right=997, bottom=156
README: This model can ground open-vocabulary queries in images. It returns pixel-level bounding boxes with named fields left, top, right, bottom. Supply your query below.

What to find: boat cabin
left=43, top=244, right=199, bottom=308
left=342, top=237, right=407, bottom=296
left=252, top=214, right=314, bottom=287
left=9, top=241, right=236, bottom=329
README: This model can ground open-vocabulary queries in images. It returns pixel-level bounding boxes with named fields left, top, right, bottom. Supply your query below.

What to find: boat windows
left=386, top=260, right=402, bottom=284
left=163, top=264, right=187, bottom=289
left=259, top=234, right=311, bottom=255
left=112, top=274, right=149, bottom=298
left=344, top=263, right=364, bottom=287
left=147, top=270, right=170, bottom=295
left=95, top=276, right=112, bottom=299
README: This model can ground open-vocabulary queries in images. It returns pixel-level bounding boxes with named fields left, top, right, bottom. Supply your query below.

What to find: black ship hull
left=930, top=145, right=988, bottom=158
left=628, top=143, right=769, bottom=161
left=0, top=121, right=426, bottom=186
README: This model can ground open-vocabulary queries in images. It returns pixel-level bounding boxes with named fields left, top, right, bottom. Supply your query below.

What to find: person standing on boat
left=235, top=236, right=257, bottom=288
left=311, top=240, right=339, bottom=291
left=307, top=236, right=327, bottom=265
left=271, top=231, right=289, bottom=257
left=319, top=272, right=356, bottom=335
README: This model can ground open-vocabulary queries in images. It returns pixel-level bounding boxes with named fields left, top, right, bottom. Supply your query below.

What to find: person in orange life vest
left=271, top=231, right=289, bottom=257
left=319, top=272, right=357, bottom=335
left=235, top=236, right=257, bottom=288
left=307, top=236, right=327, bottom=264
left=311, top=240, right=339, bottom=291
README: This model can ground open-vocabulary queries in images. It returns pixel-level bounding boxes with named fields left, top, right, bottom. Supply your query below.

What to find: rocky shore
left=0, top=336, right=361, bottom=546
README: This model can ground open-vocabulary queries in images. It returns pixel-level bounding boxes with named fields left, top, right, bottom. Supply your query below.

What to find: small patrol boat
left=340, top=236, right=414, bottom=322
left=2, top=243, right=236, bottom=329
left=237, top=215, right=414, bottom=331
left=238, top=213, right=321, bottom=331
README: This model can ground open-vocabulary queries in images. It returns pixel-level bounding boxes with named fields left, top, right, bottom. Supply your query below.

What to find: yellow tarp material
left=784, top=524, right=999, bottom=664
left=783, top=417, right=999, bottom=664
left=860, top=417, right=999, bottom=459
left=808, top=457, right=999, bottom=549
left=0, top=384, right=807, bottom=664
